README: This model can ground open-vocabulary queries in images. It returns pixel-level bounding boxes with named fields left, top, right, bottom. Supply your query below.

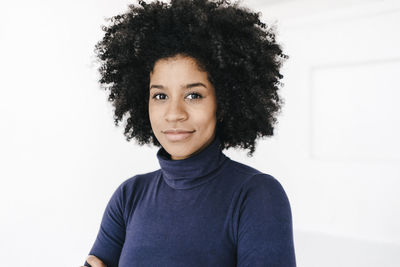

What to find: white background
left=0, top=0, right=399, bottom=266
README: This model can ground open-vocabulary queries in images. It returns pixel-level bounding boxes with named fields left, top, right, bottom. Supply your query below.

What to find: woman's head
left=95, top=0, right=287, bottom=156
left=149, top=54, right=217, bottom=160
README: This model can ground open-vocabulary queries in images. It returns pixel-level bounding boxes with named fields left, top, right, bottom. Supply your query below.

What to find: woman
left=83, top=0, right=295, bottom=266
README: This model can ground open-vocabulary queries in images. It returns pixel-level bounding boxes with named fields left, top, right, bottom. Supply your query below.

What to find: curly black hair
left=94, top=0, right=287, bottom=156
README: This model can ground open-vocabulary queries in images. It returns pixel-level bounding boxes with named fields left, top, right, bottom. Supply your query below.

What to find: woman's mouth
left=163, top=129, right=195, bottom=141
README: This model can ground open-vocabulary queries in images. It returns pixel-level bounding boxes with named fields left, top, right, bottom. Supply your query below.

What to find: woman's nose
left=165, top=98, right=188, bottom=122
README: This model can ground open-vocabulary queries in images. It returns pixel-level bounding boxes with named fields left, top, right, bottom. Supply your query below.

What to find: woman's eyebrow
left=184, top=82, right=207, bottom=89
left=150, top=84, right=164, bottom=90
left=150, top=82, right=207, bottom=90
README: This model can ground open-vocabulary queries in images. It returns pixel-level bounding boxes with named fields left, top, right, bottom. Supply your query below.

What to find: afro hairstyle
left=94, top=0, right=287, bottom=156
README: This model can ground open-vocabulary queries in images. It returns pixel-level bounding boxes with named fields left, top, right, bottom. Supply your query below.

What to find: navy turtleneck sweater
left=84, top=137, right=296, bottom=267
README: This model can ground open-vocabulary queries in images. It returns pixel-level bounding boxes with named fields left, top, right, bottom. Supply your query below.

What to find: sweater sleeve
left=236, top=174, right=296, bottom=267
left=83, top=182, right=127, bottom=267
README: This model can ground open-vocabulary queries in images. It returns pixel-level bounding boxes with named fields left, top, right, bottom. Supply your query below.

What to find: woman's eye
left=152, top=92, right=202, bottom=101
left=153, top=93, right=167, bottom=100
left=186, top=92, right=203, bottom=100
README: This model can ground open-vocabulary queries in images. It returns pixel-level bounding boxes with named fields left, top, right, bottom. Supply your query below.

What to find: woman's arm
left=236, top=174, right=296, bottom=267
left=83, top=182, right=127, bottom=267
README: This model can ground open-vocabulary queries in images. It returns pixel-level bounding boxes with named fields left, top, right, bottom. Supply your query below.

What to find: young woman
left=83, top=0, right=295, bottom=266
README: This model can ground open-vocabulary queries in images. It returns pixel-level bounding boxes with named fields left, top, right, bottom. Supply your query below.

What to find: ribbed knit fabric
left=84, top=137, right=296, bottom=267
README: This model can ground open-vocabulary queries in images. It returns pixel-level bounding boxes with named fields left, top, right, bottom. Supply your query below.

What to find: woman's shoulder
left=114, top=169, right=162, bottom=194
left=226, top=158, right=277, bottom=184
left=225, top=158, right=287, bottom=200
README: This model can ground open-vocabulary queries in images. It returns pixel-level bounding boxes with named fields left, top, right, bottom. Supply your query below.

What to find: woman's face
left=149, top=55, right=217, bottom=160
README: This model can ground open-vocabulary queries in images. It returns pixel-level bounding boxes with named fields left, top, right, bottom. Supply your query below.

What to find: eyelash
left=152, top=92, right=203, bottom=101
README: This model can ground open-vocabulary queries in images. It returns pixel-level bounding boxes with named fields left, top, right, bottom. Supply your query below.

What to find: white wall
left=234, top=0, right=400, bottom=266
left=0, top=0, right=155, bottom=266
left=1, top=0, right=399, bottom=266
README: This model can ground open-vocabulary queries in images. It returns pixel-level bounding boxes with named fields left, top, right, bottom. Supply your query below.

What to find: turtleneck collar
left=156, top=136, right=228, bottom=190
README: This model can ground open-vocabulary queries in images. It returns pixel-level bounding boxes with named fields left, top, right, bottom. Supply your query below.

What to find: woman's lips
left=163, top=130, right=195, bottom=141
